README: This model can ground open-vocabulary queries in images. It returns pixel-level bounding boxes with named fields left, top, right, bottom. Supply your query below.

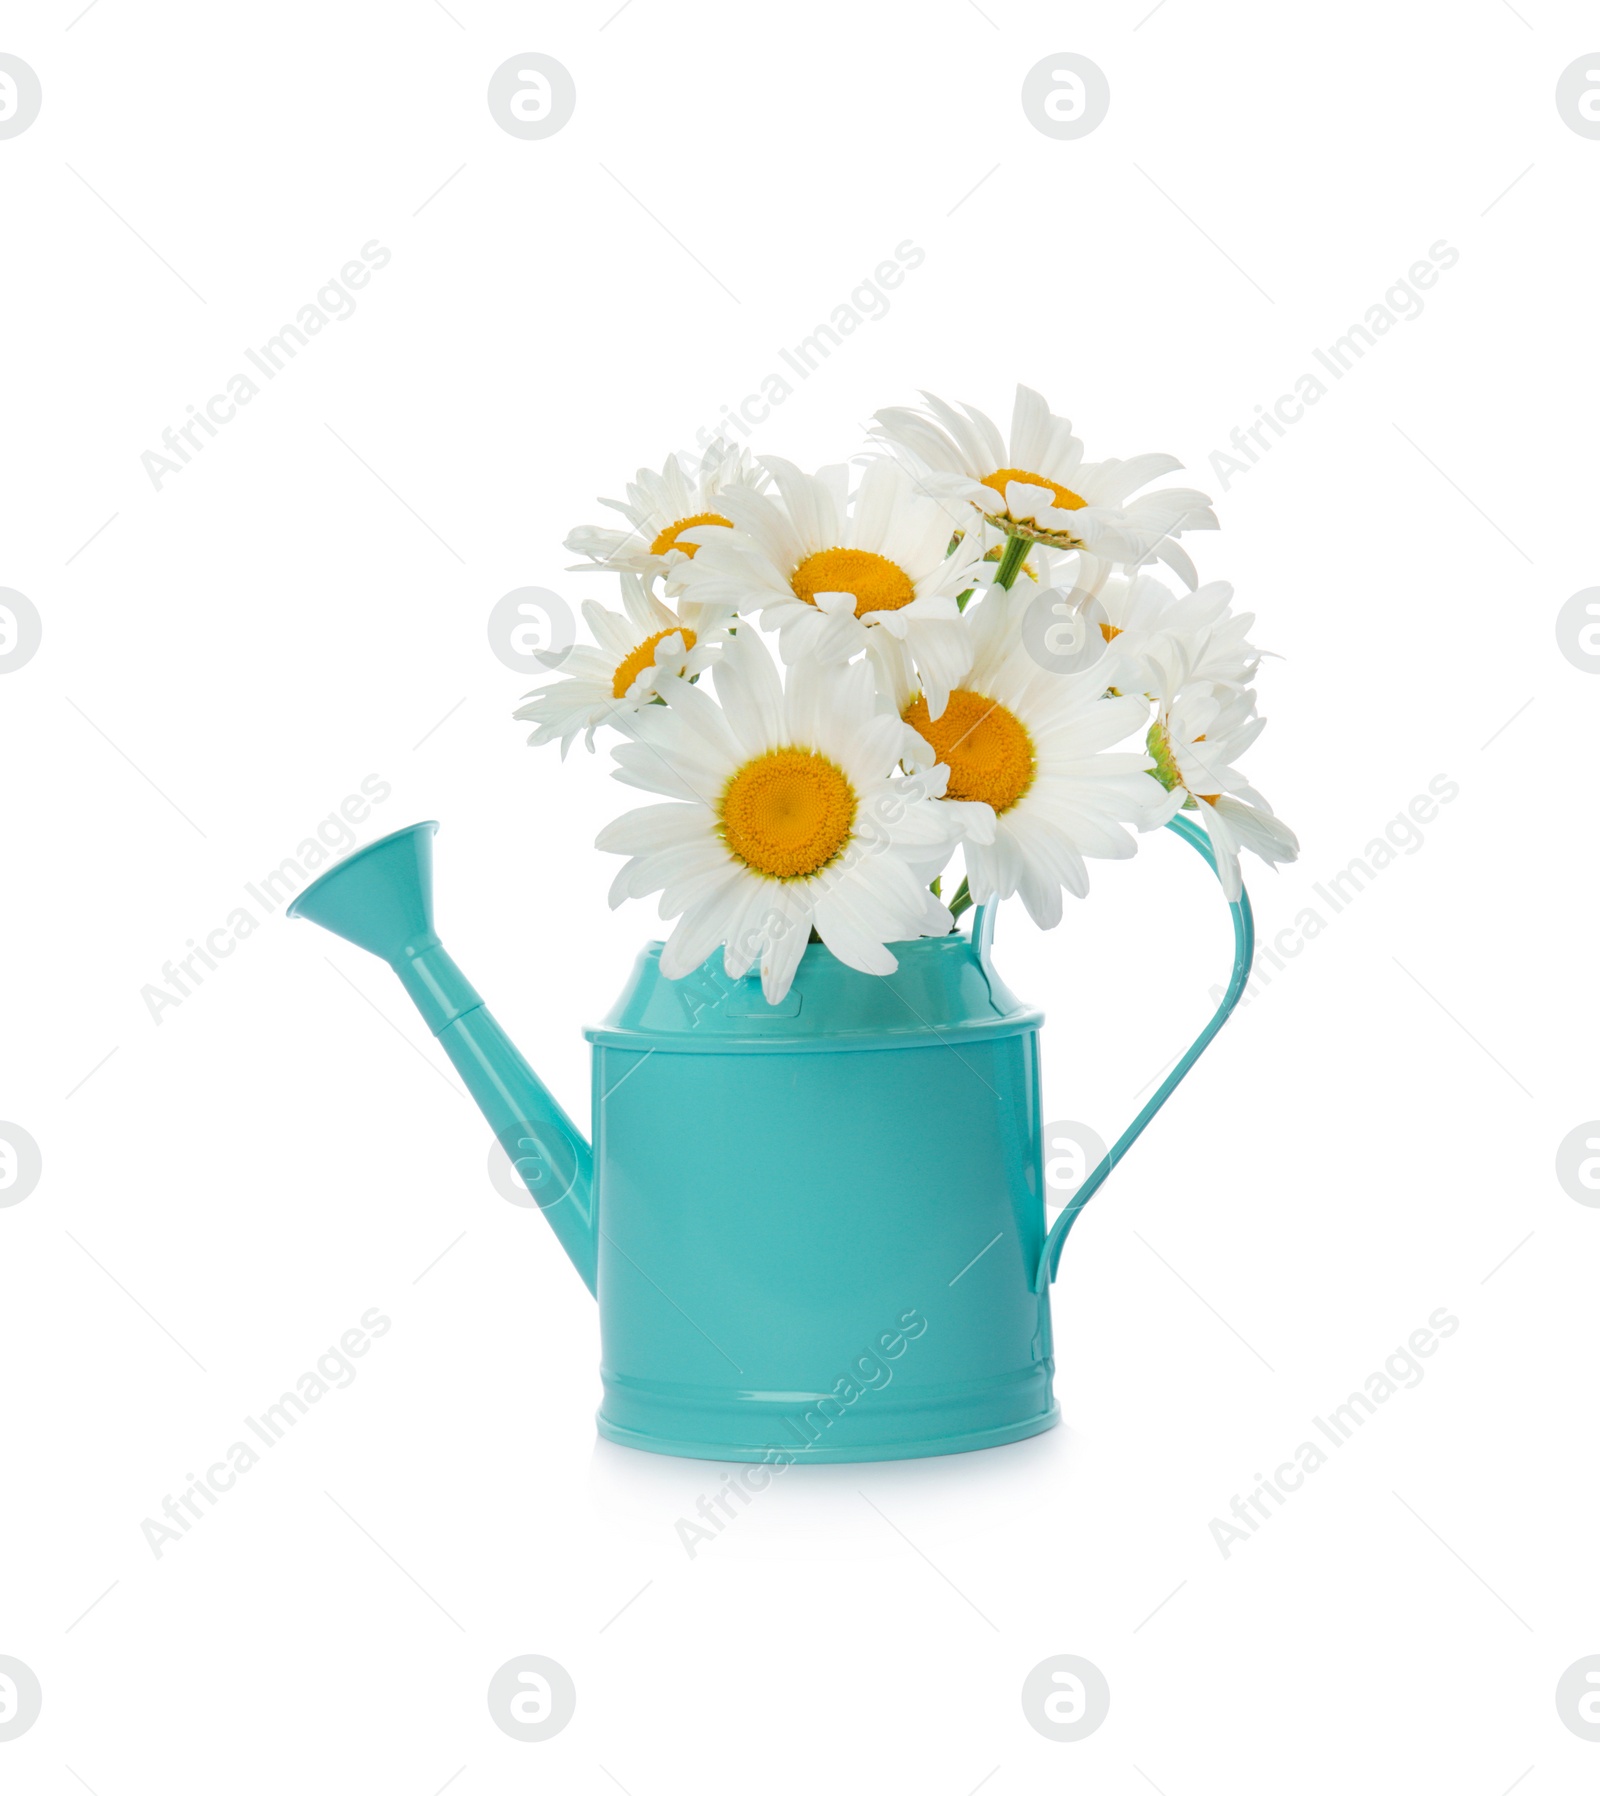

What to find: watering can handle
left=982, top=813, right=1256, bottom=1294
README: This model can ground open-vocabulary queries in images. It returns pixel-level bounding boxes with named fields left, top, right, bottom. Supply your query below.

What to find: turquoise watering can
left=288, top=818, right=1253, bottom=1463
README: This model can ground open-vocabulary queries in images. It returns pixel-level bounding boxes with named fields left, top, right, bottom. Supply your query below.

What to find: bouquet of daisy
left=517, top=388, right=1298, bottom=1004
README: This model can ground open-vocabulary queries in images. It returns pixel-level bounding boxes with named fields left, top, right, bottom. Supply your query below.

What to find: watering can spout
left=287, top=823, right=598, bottom=1294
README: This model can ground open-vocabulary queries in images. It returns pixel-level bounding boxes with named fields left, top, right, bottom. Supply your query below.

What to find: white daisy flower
left=596, top=629, right=992, bottom=1003
left=674, top=456, right=986, bottom=720
left=563, top=441, right=767, bottom=584
left=513, top=574, right=728, bottom=756
left=881, top=587, right=1179, bottom=930
left=1068, top=563, right=1264, bottom=698
left=1146, top=681, right=1298, bottom=901
left=872, top=385, right=1216, bottom=572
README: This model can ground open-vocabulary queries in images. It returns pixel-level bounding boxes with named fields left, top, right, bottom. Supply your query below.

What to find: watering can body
left=585, top=937, right=1055, bottom=1461
left=289, top=820, right=1252, bottom=1464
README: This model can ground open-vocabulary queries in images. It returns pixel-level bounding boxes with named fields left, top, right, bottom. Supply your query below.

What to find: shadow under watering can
left=288, top=818, right=1253, bottom=1464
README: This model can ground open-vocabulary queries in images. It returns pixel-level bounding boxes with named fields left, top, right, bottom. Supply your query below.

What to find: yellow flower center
left=980, top=467, right=1088, bottom=516
left=904, top=689, right=1036, bottom=814
left=612, top=627, right=694, bottom=699
left=718, top=749, right=857, bottom=881
left=790, top=547, right=917, bottom=617
left=649, top=511, right=732, bottom=558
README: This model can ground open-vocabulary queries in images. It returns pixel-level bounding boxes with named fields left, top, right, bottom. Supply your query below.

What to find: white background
left=2, top=2, right=1597, bottom=1791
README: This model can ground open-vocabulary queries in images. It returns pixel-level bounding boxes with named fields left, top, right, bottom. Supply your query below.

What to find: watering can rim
left=631, top=928, right=985, bottom=961
left=586, top=925, right=1042, bottom=1054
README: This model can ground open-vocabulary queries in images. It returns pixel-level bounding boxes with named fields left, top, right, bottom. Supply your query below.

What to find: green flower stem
left=992, top=532, right=1033, bottom=591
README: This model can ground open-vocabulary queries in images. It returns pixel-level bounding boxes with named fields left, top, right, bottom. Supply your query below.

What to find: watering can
left=288, top=818, right=1253, bottom=1463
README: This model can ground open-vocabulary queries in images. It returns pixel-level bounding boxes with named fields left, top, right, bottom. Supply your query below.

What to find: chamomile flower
left=1146, top=681, right=1298, bottom=901
left=563, top=441, right=768, bottom=584
left=872, top=385, right=1216, bottom=571
left=882, top=586, right=1178, bottom=929
left=513, top=574, right=728, bottom=756
left=674, top=456, right=986, bottom=719
left=597, top=629, right=991, bottom=1002
left=1079, top=566, right=1263, bottom=698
